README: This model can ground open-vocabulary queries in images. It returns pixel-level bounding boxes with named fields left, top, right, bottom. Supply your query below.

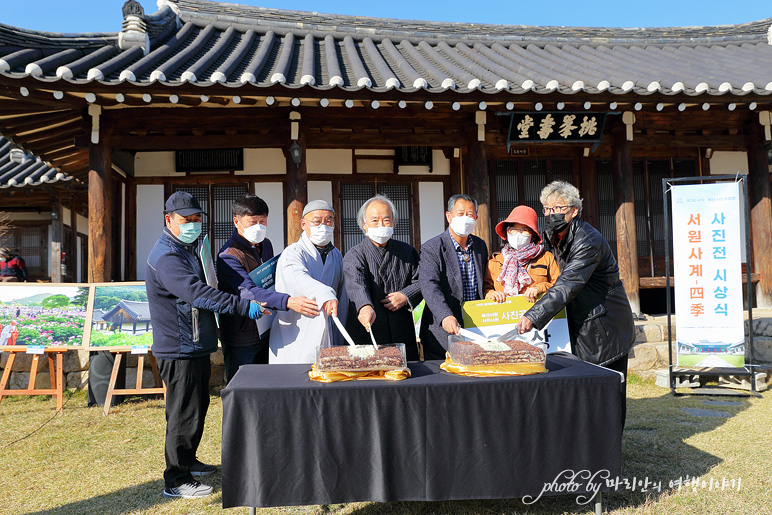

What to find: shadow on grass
left=20, top=478, right=228, bottom=515
left=345, top=389, right=752, bottom=515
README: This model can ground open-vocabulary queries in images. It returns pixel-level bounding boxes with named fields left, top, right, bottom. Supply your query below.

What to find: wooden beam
left=579, top=154, right=599, bottom=230
left=464, top=135, right=492, bottom=253
left=69, top=193, right=78, bottom=282
left=611, top=121, right=641, bottom=316
left=88, top=136, right=112, bottom=282
left=51, top=193, right=63, bottom=283
left=284, top=136, right=307, bottom=247
left=112, top=132, right=286, bottom=150
left=126, top=181, right=137, bottom=281
left=747, top=123, right=772, bottom=307
left=0, top=111, right=78, bottom=132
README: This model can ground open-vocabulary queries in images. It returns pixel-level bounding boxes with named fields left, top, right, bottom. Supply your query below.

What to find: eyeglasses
left=542, top=205, right=571, bottom=215
left=306, top=217, right=335, bottom=227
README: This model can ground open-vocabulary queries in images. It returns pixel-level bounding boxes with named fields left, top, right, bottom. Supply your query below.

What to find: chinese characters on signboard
left=506, top=112, right=607, bottom=144
left=671, top=183, right=745, bottom=368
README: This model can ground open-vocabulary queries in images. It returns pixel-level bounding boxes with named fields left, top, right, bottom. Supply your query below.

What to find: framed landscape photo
left=0, top=283, right=91, bottom=350
left=85, top=282, right=154, bottom=351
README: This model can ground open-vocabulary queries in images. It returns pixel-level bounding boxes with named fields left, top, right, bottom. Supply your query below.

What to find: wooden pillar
left=747, top=123, right=772, bottom=307
left=284, top=135, right=307, bottom=247
left=51, top=193, right=63, bottom=283
left=611, top=122, right=641, bottom=316
left=125, top=181, right=137, bottom=281
left=88, top=137, right=113, bottom=283
left=464, top=138, right=492, bottom=252
left=69, top=194, right=77, bottom=282
left=579, top=154, right=599, bottom=230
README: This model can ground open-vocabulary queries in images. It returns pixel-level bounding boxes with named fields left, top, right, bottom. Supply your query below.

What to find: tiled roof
left=103, top=300, right=151, bottom=323
left=0, top=135, right=72, bottom=189
left=0, top=0, right=771, bottom=97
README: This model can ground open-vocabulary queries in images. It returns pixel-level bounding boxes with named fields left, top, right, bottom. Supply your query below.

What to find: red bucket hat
left=495, top=205, right=541, bottom=243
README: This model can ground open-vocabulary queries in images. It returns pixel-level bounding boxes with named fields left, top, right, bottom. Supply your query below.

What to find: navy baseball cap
left=164, top=191, right=205, bottom=216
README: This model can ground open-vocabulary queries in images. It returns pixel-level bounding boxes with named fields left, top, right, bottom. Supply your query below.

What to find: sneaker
left=190, top=461, right=217, bottom=477
left=163, top=480, right=214, bottom=499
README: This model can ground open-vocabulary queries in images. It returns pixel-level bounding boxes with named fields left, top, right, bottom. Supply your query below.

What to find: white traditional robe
left=269, top=232, right=348, bottom=363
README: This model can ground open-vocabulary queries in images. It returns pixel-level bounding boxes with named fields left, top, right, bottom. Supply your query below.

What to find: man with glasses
left=517, top=181, right=634, bottom=427
left=269, top=200, right=348, bottom=363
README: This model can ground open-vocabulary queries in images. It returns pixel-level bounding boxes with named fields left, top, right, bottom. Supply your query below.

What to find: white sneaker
left=163, top=480, right=214, bottom=499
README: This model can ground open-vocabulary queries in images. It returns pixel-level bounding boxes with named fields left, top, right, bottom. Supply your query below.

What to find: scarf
left=497, top=242, right=543, bottom=296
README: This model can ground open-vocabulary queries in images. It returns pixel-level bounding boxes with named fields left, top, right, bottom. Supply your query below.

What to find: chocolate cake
left=449, top=339, right=545, bottom=366
left=317, top=345, right=405, bottom=370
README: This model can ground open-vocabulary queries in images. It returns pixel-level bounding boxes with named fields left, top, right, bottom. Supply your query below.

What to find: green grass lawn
left=677, top=354, right=746, bottom=367
left=1, top=375, right=770, bottom=515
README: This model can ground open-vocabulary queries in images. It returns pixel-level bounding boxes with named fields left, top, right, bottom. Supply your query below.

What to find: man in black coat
left=517, top=181, right=634, bottom=424
left=343, top=195, right=422, bottom=360
left=418, top=194, right=488, bottom=360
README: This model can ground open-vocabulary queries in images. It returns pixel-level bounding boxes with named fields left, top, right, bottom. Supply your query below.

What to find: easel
left=0, top=347, right=67, bottom=410
left=103, top=349, right=165, bottom=415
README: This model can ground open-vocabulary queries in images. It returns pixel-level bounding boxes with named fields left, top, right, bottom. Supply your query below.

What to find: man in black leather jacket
left=517, top=181, right=634, bottom=425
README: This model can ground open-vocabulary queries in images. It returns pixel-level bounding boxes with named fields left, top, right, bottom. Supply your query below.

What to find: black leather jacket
left=524, top=218, right=635, bottom=366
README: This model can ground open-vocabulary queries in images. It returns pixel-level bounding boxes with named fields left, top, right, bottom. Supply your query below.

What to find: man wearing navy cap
left=146, top=191, right=268, bottom=499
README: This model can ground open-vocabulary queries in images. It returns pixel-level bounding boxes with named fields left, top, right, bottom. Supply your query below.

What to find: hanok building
left=1, top=0, right=771, bottom=315
left=0, top=135, right=87, bottom=281
left=102, top=300, right=152, bottom=334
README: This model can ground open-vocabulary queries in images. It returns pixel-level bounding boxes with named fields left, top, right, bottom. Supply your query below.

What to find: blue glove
left=248, top=302, right=265, bottom=320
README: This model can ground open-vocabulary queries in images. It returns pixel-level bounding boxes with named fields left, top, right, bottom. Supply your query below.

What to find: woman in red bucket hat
left=483, top=205, right=560, bottom=303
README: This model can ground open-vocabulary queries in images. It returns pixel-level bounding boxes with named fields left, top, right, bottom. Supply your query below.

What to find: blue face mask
left=171, top=219, right=202, bottom=244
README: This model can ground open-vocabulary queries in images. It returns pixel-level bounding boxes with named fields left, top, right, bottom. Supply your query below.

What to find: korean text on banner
left=248, top=254, right=280, bottom=338
left=461, top=296, right=571, bottom=353
left=671, top=182, right=745, bottom=368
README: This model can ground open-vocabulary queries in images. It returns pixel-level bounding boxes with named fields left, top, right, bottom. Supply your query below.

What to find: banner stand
left=663, top=175, right=760, bottom=397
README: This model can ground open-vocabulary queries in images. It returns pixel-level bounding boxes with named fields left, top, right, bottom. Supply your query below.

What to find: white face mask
left=241, top=222, right=267, bottom=244
left=450, top=216, right=476, bottom=237
left=367, top=226, right=394, bottom=245
left=507, top=232, right=531, bottom=250
left=308, top=224, right=335, bottom=246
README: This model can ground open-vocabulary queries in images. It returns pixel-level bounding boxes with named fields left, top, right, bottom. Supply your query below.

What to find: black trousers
left=157, top=355, right=211, bottom=488
left=603, top=352, right=629, bottom=429
left=223, top=340, right=268, bottom=384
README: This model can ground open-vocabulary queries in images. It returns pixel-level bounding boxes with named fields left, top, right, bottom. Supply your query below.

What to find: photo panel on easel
left=84, top=282, right=153, bottom=351
left=0, top=283, right=91, bottom=349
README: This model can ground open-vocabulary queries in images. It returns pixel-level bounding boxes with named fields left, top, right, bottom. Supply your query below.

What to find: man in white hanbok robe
left=269, top=201, right=348, bottom=363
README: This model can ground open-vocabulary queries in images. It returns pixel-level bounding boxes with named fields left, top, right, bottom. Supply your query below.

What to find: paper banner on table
left=248, top=254, right=280, bottom=338
left=671, top=182, right=745, bottom=368
left=199, top=234, right=219, bottom=327
left=84, top=282, right=153, bottom=351
left=461, top=295, right=570, bottom=353
left=0, top=283, right=91, bottom=349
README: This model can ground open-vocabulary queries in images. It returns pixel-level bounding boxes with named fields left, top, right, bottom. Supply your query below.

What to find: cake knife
left=330, top=313, right=357, bottom=346
left=457, top=327, right=489, bottom=343
left=366, top=323, right=379, bottom=350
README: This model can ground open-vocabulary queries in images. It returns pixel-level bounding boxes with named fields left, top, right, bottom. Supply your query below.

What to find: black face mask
left=545, top=213, right=569, bottom=233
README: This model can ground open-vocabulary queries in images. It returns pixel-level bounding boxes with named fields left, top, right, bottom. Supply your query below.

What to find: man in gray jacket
left=418, top=194, right=488, bottom=360
left=343, top=195, right=422, bottom=360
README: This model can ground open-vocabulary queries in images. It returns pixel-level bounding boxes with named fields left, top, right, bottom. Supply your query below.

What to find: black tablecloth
left=221, top=353, right=622, bottom=508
